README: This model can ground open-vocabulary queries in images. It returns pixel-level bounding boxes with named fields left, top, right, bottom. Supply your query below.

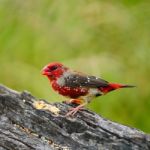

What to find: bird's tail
left=100, top=83, right=135, bottom=94
left=109, top=83, right=136, bottom=89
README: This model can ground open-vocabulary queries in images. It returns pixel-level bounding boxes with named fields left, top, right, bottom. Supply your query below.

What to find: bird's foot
left=65, top=104, right=85, bottom=117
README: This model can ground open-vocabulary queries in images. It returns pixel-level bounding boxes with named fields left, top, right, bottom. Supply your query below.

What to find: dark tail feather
left=121, top=85, right=136, bottom=88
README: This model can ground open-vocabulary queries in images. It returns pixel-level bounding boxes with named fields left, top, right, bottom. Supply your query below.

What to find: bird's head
left=42, top=62, right=67, bottom=81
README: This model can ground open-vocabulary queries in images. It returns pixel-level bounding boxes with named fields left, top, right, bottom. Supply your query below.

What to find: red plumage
left=42, top=62, right=135, bottom=116
left=52, top=81, right=88, bottom=99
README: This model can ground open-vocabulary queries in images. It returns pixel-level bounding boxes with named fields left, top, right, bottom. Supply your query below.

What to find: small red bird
left=42, top=62, right=135, bottom=116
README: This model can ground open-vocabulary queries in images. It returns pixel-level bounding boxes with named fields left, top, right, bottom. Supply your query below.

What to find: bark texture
left=0, top=84, right=149, bottom=150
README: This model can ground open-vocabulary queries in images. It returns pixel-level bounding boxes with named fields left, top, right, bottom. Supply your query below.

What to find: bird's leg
left=65, top=103, right=87, bottom=117
left=63, top=99, right=83, bottom=105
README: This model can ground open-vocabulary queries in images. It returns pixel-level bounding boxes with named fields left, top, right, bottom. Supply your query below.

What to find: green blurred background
left=0, top=0, right=150, bottom=133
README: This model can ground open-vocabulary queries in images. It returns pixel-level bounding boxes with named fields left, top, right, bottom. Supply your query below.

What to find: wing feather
left=64, top=73, right=109, bottom=88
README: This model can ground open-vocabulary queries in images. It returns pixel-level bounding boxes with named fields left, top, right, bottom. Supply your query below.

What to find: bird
left=42, top=62, right=135, bottom=116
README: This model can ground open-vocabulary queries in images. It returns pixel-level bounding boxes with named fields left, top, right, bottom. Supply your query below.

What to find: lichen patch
left=33, top=101, right=60, bottom=115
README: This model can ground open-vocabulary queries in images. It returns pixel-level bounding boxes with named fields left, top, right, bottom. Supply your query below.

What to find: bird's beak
left=41, top=66, right=51, bottom=76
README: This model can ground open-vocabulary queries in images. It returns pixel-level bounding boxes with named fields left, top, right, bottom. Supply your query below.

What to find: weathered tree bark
left=0, top=84, right=149, bottom=150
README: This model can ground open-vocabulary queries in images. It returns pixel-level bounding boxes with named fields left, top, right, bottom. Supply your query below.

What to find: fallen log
left=0, top=84, right=149, bottom=150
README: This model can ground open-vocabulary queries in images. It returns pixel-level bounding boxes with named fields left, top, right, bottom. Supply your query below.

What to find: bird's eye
left=50, top=66, right=58, bottom=71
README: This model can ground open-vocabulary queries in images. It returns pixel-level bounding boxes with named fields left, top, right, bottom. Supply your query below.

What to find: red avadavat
left=42, top=62, right=135, bottom=116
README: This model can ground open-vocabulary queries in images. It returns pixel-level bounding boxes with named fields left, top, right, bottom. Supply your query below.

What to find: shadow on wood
left=0, top=84, right=150, bottom=150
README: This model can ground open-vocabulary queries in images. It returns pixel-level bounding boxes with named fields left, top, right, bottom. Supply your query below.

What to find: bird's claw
left=65, top=106, right=85, bottom=117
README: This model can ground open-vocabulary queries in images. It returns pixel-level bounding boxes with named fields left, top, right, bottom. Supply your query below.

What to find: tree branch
left=0, top=84, right=149, bottom=150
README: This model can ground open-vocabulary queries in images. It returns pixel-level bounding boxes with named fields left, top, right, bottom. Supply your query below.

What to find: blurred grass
left=0, top=0, right=150, bottom=132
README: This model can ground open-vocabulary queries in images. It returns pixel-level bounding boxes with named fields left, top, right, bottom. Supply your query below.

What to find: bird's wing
left=64, top=73, right=109, bottom=88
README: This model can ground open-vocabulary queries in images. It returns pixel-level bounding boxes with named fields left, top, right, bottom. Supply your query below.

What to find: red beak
left=42, top=66, right=50, bottom=76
